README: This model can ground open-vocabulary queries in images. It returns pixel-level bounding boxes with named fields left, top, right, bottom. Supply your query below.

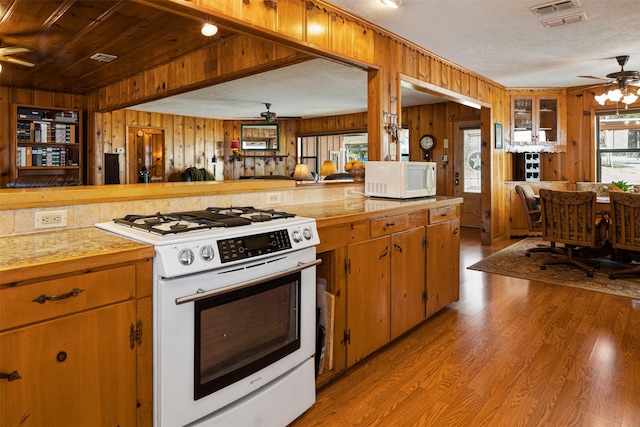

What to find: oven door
left=194, top=271, right=301, bottom=400
left=154, top=248, right=317, bottom=427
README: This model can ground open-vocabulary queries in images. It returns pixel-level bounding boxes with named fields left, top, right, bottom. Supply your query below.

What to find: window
left=298, top=133, right=367, bottom=174
left=597, top=110, right=640, bottom=183
left=463, top=127, right=482, bottom=193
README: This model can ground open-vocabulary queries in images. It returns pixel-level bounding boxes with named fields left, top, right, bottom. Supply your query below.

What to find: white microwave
left=365, top=161, right=436, bottom=199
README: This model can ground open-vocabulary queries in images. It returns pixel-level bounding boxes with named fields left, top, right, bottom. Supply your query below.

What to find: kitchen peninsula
left=0, top=180, right=461, bottom=425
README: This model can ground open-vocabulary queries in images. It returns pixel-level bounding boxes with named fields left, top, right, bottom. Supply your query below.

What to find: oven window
left=194, top=272, right=301, bottom=400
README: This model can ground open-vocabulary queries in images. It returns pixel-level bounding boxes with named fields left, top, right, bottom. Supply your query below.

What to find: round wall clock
left=419, top=134, right=435, bottom=160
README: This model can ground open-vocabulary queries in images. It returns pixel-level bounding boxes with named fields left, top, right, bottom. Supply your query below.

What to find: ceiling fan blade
left=0, top=46, right=30, bottom=55
left=578, top=75, right=610, bottom=81
left=0, top=56, right=35, bottom=67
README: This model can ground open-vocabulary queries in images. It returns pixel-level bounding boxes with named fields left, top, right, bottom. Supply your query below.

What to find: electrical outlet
left=115, top=147, right=125, bottom=153
left=266, top=192, right=282, bottom=205
left=35, top=210, right=68, bottom=229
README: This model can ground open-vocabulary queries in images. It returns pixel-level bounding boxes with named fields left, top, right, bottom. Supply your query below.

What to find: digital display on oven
left=244, top=233, right=270, bottom=251
left=217, top=229, right=292, bottom=263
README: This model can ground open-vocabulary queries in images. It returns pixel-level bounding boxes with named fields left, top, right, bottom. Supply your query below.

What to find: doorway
left=129, top=128, right=165, bottom=183
left=453, top=121, right=482, bottom=228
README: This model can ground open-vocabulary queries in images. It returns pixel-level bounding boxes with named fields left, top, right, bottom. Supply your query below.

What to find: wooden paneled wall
left=94, top=109, right=224, bottom=184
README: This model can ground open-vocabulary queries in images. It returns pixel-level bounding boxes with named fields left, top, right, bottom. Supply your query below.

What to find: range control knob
left=303, top=227, right=313, bottom=240
left=200, top=245, right=215, bottom=261
left=292, top=229, right=302, bottom=243
left=178, top=248, right=195, bottom=265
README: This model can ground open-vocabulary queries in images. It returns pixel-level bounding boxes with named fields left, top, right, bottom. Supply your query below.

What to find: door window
left=463, top=128, right=482, bottom=193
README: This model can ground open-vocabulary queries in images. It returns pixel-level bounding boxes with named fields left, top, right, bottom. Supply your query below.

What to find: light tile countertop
left=0, top=227, right=155, bottom=284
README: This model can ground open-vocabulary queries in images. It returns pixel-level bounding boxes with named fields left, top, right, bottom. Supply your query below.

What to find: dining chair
left=515, top=184, right=554, bottom=256
left=538, top=189, right=605, bottom=277
left=575, top=182, right=612, bottom=197
left=608, top=191, right=640, bottom=279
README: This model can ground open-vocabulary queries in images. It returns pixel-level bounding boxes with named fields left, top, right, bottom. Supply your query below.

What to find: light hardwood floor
left=292, top=228, right=640, bottom=426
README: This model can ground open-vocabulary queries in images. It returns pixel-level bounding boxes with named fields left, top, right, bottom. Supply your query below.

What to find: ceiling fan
left=0, top=39, right=35, bottom=69
left=580, top=55, right=640, bottom=90
left=256, top=103, right=302, bottom=122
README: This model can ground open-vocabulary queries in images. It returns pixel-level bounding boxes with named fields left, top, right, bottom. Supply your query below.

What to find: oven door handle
left=174, top=259, right=323, bottom=305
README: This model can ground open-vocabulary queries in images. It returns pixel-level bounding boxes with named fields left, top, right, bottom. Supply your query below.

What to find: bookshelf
left=11, top=104, right=83, bottom=183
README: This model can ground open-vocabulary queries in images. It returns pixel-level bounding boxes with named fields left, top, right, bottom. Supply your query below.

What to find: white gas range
left=96, top=206, right=320, bottom=426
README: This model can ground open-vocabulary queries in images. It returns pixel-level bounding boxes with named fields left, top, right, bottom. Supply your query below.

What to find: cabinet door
left=136, top=296, right=153, bottom=427
left=390, top=227, right=426, bottom=339
left=426, top=219, right=460, bottom=316
left=0, top=301, right=137, bottom=427
left=346, top=236, right=390, bottom=366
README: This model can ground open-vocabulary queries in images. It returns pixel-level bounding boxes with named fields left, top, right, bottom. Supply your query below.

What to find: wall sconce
left=293, top=163, right=313, bottom=181
left=230, top=140, right=242, bottom=160
left=319, top=160, right=338, bottom=180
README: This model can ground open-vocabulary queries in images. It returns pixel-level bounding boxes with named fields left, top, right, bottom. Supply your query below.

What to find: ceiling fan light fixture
left=201, top=23, right=218, bottom=37
left=623, top=92, right=638, bottom=105
left=380, top=0, right=404, bottom=8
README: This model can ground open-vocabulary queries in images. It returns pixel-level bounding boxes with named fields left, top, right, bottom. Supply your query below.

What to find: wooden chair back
left=609, top=192, right=640, bottom=252
left=575, top=182, right=612, bottom=197
left=515, top=184, right=541, bottom=232
left=539, top=189, right=597, bottom=247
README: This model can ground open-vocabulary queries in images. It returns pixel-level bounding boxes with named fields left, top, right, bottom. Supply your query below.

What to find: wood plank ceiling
left=0, top=0, right=235, bottom=94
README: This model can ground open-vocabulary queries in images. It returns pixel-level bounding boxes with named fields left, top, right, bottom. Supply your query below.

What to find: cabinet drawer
left=0, top=265, right=136, bottom=331
left=370, top=213, right=422, bottom=237
left=428, top=205, right=459, bottom=224
left=317, top=220, right=369, bottom=252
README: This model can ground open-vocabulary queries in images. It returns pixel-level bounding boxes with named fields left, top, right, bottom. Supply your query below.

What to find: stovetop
left=95, top=206, right=319, bottom=277
left=112, top=207, right=296, bottom=235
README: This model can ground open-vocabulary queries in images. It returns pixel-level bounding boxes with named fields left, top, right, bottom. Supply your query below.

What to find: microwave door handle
left=174, top=258, right=322, bottom=305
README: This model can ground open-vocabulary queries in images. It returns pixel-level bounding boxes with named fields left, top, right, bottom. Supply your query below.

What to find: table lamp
left=293, top=163, right=313, bottom=181
left=319, top=160, right=338, bottom=179
left=230, top=140, right=241, bottom=159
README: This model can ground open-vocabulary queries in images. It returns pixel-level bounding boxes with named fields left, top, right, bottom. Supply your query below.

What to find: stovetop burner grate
left=112, top=206, right=296, bottom=235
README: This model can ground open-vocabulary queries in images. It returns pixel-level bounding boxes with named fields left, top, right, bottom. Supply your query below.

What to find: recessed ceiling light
left=201, top=23, right=218, bottom=37
left=380, top=0, right=405, bottom=8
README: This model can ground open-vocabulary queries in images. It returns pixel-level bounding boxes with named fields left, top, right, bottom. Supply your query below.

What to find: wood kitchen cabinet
left=389, top=227, right=426, bottom=340
left=426, top=206, right=460, bottom=316
left=0, top=258, right=153, bottom=427
left=314, top=200, right=460, bottom=386
left=346, top=236, right=391, bottom=366
left=510, top=90, right=567, bottom=152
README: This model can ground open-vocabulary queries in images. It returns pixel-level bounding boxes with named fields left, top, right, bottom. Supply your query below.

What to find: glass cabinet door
left=513, top=98, right=533, bottom=144
left=537, top=98, right=557, bottom=143
left=512, top=95, right=559, bottom=145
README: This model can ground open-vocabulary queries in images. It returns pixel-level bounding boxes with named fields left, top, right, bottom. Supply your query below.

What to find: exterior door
left=454, top=122, right=482, bottom=228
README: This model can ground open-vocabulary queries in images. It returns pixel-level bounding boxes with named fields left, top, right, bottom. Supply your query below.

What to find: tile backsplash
left=1, top=184, right=364, bottom=237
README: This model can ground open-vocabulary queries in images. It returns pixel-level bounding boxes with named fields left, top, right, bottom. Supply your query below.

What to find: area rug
left=468, top=238, right=640, bottom=300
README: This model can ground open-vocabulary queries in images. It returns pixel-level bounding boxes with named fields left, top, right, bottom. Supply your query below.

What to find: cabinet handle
left=379, top=246, right=389, bottom=260
left=394, top=243, right=403, bottom=253
left=32, top=287, right=84, bottom=304
left=453, top=227, right=459, bottom=235
left=0, top=371, right=22, bottom=382
left=385, top=221, right=397, bottom=227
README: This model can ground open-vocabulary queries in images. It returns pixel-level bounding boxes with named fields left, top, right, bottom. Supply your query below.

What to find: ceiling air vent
left=541, top=11, right=587, bottom=27
left=530, top=0, right=581, bottom=16
left=90, top=53, right=117, bottom=62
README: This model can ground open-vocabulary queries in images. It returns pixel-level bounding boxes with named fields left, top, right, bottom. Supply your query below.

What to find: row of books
left=16, top=121, right=77, bottom=143
left=16, top=146, right=74, bottom=167
left=17, top=107, right=79, bottom=122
